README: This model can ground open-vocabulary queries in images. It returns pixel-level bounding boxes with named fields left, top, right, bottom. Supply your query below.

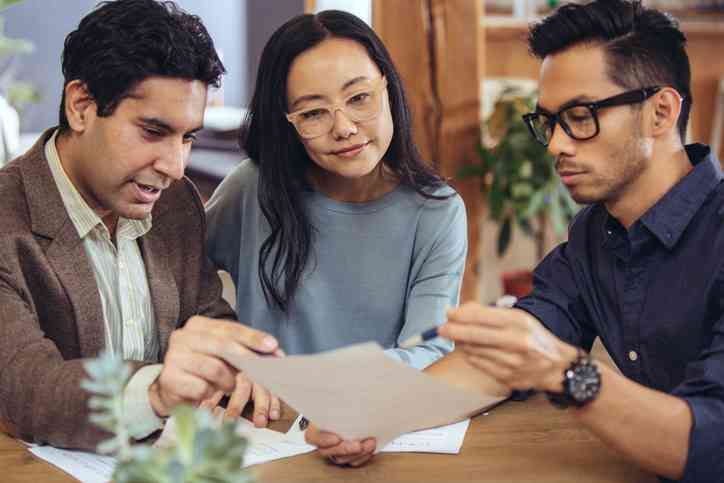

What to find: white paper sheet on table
left=27, top=446, right=114, bottom=483
left=237, top=415, right=315, bottom=466
left=26, top=415, right=474, bottom=482
left=380, top=418, right=471, bottom=454
left=24, top=414, right=316, bottom=482
left=235, top=342, right=504, bottom=448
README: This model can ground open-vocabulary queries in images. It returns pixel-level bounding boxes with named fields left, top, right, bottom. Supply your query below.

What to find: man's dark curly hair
left=58, top=0, right=225, bottom=130
left=528, top=0, right=691, bottom=142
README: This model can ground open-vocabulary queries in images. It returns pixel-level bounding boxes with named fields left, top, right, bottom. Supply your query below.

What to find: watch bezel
left=546, top=350, right=601, bottom=409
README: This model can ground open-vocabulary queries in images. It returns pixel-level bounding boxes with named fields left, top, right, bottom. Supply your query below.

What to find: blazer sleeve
left=0, top=256, right=148, bottom=450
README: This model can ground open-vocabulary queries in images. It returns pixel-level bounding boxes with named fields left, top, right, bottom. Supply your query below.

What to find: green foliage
left=82, top=351, right=253, bottom=483
left=0, top=1, right=24, bottom=12
left=0, top=18, right=33, bottom=57
left=6, top=81, right=40, bottom=111
left=0, top=1, right=39, bottom=113
left=460, top=86, right=579, bottom=257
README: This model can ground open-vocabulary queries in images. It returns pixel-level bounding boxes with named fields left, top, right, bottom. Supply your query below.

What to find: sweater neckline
left=305, top=184, right=408, bottom=214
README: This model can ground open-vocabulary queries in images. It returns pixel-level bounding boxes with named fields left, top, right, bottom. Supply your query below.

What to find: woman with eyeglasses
left=205, top=10, right=466, bottom=378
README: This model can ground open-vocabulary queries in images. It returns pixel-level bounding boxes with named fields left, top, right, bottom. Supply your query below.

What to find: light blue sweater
left=205, top=160, right=467, bottom=369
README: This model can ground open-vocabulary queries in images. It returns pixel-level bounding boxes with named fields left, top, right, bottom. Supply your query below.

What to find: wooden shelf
left=481, top=14, right=724, bottom=35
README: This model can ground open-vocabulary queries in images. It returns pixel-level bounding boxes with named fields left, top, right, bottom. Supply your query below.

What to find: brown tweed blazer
left=0, top=129, right=236, bottom=450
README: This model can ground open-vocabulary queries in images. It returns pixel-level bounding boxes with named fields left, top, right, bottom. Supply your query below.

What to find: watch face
left=565, top=362, right=601, bottom=404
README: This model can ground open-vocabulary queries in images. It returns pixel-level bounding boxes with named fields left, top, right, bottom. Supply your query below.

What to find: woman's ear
left=63, top=80, right=96, bottom=133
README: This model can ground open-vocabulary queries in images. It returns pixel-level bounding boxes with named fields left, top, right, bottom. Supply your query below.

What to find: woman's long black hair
left=243, top=10, right=449, bottom=312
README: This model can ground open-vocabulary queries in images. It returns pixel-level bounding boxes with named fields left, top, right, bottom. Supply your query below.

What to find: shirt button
left=628, top=350, right=638, bottom=361
left=119, top=261, right=125, bottom=269
left=125, top=319, right=135, bottom=327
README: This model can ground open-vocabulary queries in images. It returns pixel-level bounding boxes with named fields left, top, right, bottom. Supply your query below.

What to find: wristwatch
left=546, top=349, right=601, bottom=409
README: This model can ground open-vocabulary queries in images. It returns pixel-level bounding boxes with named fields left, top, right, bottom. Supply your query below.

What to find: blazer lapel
left=21, top=129, right=106, bottom=357
left=20, top=129, right=181, bottom=359
left=46, top=223, right=106, bottom=356
left=140, top=231, right=179, bottom=357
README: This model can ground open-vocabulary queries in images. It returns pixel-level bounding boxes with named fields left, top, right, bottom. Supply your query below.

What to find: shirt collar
left=601, top=144, right=722, bottom=250
left=45, top=129, right=152, bottom=240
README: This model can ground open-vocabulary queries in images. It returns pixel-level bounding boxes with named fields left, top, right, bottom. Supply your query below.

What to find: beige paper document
left=236, top=342, right=504, bottom=447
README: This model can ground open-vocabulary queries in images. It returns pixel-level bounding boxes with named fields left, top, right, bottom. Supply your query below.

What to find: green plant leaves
left=522, top=189, right=546, bottom=220
left=458, top=87, right=580, bottom=258
left=82, top=351, right=254, bottom=482
left=0, top=17, right=34, bottom=57
left=0, top=0, right=24, bottom=10
left=456, top=164, right=486, bottom=179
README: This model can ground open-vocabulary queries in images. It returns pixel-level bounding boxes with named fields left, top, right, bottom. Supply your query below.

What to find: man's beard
left=565, top=127, right=648, bottom=206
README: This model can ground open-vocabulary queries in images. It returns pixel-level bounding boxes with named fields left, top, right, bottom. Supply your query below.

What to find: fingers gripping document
left=235, top=342, right=505, bottom=448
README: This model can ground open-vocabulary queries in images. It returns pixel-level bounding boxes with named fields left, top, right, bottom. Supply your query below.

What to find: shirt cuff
left=670, top=394, right=724, bottom=483
left=123, top=364, right=165, bottom=440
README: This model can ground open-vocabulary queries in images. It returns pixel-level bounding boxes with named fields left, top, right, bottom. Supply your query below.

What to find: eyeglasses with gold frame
left=286, top=76, right=388, bottom=139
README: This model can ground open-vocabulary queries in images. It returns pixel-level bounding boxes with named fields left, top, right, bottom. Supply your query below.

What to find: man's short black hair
left=528, top=0, right=691, bottom=141
left=59, top=0, right=225, bottom=130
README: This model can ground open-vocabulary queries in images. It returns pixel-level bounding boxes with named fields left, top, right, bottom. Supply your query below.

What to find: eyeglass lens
left=295, top=88, right=382, bottom=138
left=530, top=105, right=598, bottom=145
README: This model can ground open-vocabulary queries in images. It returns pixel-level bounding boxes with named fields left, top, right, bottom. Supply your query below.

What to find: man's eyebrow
left=559, top=95, right=596, bottom=110
left=538, top=95, right=597, bottom=114
left=139, top=117, right=173, bottom=132
left=139, top=117, right=203, bottom=134
left=535, top=103, right=552, bottom=115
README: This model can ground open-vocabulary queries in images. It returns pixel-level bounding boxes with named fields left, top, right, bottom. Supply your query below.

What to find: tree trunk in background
left=373, top=0, right=483, bottom=302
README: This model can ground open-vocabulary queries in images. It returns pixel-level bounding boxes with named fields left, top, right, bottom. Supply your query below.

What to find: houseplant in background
left=459, top=86, right=579, bottom=297
left=83, top=351, right=253, bottom=483
left=0, top=0, right=39, bottom=166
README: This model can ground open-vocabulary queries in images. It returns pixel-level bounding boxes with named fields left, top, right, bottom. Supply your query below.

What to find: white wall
left=313, top=0, right=371, bottom=24
left=4, top=0, right=303, bottom=132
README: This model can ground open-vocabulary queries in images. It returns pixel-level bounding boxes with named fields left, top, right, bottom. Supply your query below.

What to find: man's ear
left=650, top=87, right=683, bottom=138
left=64, top=80, right=96, bottom=133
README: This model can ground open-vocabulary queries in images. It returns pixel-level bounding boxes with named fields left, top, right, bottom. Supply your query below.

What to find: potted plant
left=459, top=86, right=579, bottom=297
left=83, top=351, right=253, bottom=483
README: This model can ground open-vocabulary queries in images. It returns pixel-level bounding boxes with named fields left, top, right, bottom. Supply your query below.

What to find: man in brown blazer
left=0, top=0, right=281, bottom=451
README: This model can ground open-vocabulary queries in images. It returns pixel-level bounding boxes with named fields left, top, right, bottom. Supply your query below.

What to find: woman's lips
left=330, top=141, right=370, bottom=157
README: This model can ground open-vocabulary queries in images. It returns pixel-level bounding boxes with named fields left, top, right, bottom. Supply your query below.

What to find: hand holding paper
left=234, top=342, right=505, bottom=448
left=439, top=302, right=580, bottom=393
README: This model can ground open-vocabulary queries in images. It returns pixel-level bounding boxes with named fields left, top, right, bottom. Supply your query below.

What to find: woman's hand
left=304, top=424, right=377, bottom=467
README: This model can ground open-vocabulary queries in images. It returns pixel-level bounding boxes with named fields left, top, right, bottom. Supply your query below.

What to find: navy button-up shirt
left=516, top=144, right=724, bottom=483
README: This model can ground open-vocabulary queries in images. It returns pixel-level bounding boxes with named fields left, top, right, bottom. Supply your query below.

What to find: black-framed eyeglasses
left=522, top=86, right=662, bottom=147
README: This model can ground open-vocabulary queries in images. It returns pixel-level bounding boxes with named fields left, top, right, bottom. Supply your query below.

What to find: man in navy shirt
left=437, top=1, right=723, bottom=482
left=306, top=0, right=722, bottom=478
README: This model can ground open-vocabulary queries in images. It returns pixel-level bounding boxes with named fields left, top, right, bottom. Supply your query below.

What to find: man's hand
left=438, top=302, right=578, bottom=393
left=222, top=372, right=281, bottom=426
left=305, top=424, right=376, bottom=467
left=149, top=316, right=282, bottom=418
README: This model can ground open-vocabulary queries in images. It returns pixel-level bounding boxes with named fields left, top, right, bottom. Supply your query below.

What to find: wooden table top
left=3, top=392, right=657, bottom=483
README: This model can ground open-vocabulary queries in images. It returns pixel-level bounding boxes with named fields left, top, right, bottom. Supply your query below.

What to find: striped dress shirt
left=45, top=130, right=164, bottom=437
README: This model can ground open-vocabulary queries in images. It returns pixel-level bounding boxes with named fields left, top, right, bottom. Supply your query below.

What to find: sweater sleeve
left=385, top=190, right=467, bottom=370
